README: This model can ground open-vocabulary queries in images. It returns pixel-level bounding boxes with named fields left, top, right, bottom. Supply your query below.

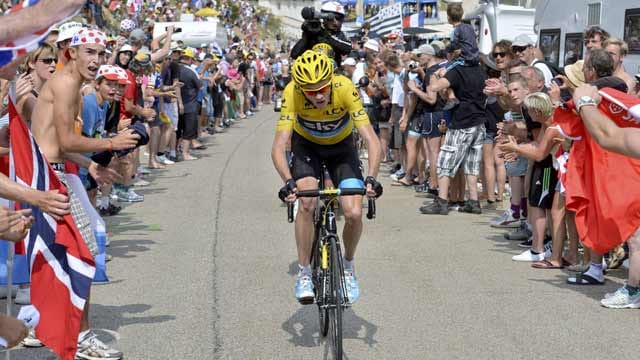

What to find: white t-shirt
left=352, top=61, right=371, bottom=105
left=391, top=71, right=405, bottom=107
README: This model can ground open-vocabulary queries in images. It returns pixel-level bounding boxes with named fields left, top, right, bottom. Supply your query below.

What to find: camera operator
left=290, top=1, right=352, bottom=65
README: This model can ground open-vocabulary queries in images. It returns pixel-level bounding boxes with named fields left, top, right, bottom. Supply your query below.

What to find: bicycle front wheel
left=329, top=235, right=344, bottom=359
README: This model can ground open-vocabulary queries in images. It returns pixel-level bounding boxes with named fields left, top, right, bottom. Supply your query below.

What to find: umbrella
left=195, top=7, right=220, bottom=17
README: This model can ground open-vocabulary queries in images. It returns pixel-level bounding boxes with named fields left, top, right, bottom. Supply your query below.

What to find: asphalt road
left=3, top=109, right=640, bottom=360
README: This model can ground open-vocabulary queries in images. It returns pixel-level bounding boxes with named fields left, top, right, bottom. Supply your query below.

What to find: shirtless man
left=604, top=37, right=638, bottom=95
left=30, top=28, right=138, bottom=360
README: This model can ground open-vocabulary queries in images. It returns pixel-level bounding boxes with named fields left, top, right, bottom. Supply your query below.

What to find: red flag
left=8, top=101, right=95, bottom=360
left=555, top=88, right=640, bottom=254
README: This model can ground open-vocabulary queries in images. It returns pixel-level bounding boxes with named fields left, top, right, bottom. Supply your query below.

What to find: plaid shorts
left=54, top=169, right=98, bottom=257
left=437, top=124, right=485, bottom=178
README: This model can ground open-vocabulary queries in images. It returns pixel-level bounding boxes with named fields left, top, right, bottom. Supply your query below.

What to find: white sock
left=344, top=258, right=355, bottom=271
left=78, top=329, right=89, bottom=342
left=585, top=263, right=604, bottom=280
left=100, top=196, right=110, bottom=209
left=170, top=150, right=176, bottom=157
left=298, top=264, right=311, bottom=276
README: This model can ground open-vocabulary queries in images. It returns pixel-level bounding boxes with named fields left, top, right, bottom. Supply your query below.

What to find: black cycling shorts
left=290, top=132, right=363, bottom=188
left=528, top=156, right=558, bottom=209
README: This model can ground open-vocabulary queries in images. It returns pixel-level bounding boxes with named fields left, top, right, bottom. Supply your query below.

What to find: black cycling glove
left=278, top=178, right=297, bottom=202
left=365, top=176, right=383, bottom=198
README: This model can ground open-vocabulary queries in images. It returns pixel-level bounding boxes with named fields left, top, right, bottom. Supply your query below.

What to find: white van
left=153, top=19, right=219, bottom=48
left=463, top=0, right=538, bottom=57
left=534, top=0, right=640, bottom=73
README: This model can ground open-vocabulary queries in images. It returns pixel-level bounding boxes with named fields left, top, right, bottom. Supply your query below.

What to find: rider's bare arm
left=271, top=129, right=294, bottom=182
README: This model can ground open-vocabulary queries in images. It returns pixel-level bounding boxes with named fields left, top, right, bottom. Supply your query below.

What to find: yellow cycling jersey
left=276, top=75, right=370, bottom=145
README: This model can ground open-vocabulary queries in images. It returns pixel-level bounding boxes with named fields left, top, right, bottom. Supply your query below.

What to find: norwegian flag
left=8, top=100, right=95, bottom=360
left=0, top=0, right=61, bottom=68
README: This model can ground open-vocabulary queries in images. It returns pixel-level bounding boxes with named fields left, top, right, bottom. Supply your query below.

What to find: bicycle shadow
left=281, top=305, right=379, bottom=351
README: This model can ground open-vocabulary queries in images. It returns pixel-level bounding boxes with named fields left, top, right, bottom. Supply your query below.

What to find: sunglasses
left=492, top=51, right=507, bottom=58
left=302, top=83, right=331, bottom=97
left=38, top=57, right=57, bottom=65
left=512, top=46, right=529, bottom=53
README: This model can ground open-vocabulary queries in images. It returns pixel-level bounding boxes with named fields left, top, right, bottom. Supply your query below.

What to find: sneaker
left=490, top=209, right=520, bottom=228
left=22, top=329, right=43, bottom=348
left=157, top=155, right=175, bottom=165
left=420, top=198, right=449, bottom=215
left=295, top=273, right=314, bottom=305
left=137, top=166, right=150, bottom=175
left=117, top=189, right=144, bottom=203
left=600, top=286, right=640, bottom=309
left=14, top=287, right=30, bottom=305
left=389, top=163, right=401, bottom=174
left=76, top=330, right=123, bottom=360
left=504, top=221, right=531, bottom=240
left=132, top=178, right=150, bottom=187
left=344, top=269, right=359, bottom=304
left=99, top=203, right=122, bottom=217
left=447, top=201, right=463, bottom=211
left=518, top=238, right=532, bottom=248
left=426, top=188, right=439, bottom=198
left=390, top=170, right=406, bottom=182
left=414, top=181, right=429, bottom=193
left=622, top=259, right=630, bottom=269
left=512, top=249, right=545, bottom=262
left=167, top=155, right=178, bottom=163
left=216, top=126, right=226, bottom=133
left=459, top=200, right=482, bottom=214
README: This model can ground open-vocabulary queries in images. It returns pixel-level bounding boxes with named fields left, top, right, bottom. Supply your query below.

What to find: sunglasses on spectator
left=492, top=51, right=507, bottom=58
left=302, top=83, right=331, bottom=97
left=512, top=46, right=529, bottom=53
left=38, top=58, right=57, bottom=65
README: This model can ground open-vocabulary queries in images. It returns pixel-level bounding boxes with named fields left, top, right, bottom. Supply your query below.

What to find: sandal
left=391, top=180, right=414, bottom=187
left=566, top=272, right=605, bottom=285
left=531, top=259, right=564, bottom=269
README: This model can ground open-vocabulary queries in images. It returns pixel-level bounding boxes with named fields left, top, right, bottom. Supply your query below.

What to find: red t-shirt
left=120, top=69, right=138, bottom=120
left=555, top=88, right=640, bottom=254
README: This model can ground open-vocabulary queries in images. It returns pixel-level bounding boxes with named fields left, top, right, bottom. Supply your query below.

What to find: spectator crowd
left=0, top=0, right=296, bottom=358
left=1, top=0, right=640, bottom=358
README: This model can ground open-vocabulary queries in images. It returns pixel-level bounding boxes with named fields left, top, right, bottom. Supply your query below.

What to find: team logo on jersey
left=351, top=109, right=366, bottom=118
left=325, top=107, right=345, bottom=116
left=298, top=115, right=348, bottom=134
left=280, top=114, right=293, bottom=122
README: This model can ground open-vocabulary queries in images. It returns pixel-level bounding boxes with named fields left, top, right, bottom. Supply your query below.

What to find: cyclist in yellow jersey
left=272, top=50, right=383, bottom=304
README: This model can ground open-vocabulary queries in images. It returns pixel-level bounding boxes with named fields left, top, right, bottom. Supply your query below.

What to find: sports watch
left=576, top=96, right=597, bottom=113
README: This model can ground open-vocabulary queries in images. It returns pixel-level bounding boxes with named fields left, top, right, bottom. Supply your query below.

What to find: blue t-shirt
left=81, top=93, right=108, bottom=139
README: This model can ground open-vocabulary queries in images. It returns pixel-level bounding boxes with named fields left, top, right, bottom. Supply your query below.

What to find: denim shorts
left=505, top=155, right=528, bottom=177
left=483, top=131, right=496, bottom=145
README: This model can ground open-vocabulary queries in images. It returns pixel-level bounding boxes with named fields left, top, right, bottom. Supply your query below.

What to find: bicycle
left=285, top=167, right=376, bottom=360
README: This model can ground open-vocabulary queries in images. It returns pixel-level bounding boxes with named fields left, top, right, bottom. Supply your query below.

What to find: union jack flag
left=0, top=0, right=62, bottom=69
left=8, top=100, right=95, bottom=360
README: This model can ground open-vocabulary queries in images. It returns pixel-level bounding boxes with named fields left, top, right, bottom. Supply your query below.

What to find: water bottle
left=93, top=223, right=109, bottom=283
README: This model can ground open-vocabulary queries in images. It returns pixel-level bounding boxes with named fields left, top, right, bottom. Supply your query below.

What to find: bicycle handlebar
left=286, top=188, right=376, bottom=222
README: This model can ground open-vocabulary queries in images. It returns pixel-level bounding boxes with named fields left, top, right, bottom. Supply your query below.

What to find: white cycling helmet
left=320, top=1, right=346, bottom=16
left=120, top=19, right=136, bottom=33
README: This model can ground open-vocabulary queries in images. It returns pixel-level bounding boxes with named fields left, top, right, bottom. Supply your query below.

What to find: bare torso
left=31, top=66, right=81, bottom=163
left=614, top=69, right=637, bottom=94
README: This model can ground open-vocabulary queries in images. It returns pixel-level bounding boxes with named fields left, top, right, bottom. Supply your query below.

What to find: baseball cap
left=364, top=39, right=379, bottom=52
left=430, top=40, right=446, bottom=53
left=95, top=65, right=121, bottom=81
left=129, top=28, right=146, bottom=43
left=119, top=44, right=133, bottom=53
left=181, top=48, right=196, bottom=59
left=342, top=57, right=357, bottom=66
left=70, top=29, right=107, bottom=47
left=56, top=21, right=83, bottom=43
left=113, top=67, right=131, bottom=84
left=412, top=44, right=435, bottom=56
left=512, top=34, right=535, bottom=47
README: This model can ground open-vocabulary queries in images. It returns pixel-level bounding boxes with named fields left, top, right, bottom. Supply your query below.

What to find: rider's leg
left=340, top=195, right=363, bottom=262
left=294, top=176, right=318, bottom=267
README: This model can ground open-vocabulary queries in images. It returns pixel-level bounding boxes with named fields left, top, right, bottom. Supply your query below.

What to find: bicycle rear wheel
left=329, top=235, right=344, bottom=359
